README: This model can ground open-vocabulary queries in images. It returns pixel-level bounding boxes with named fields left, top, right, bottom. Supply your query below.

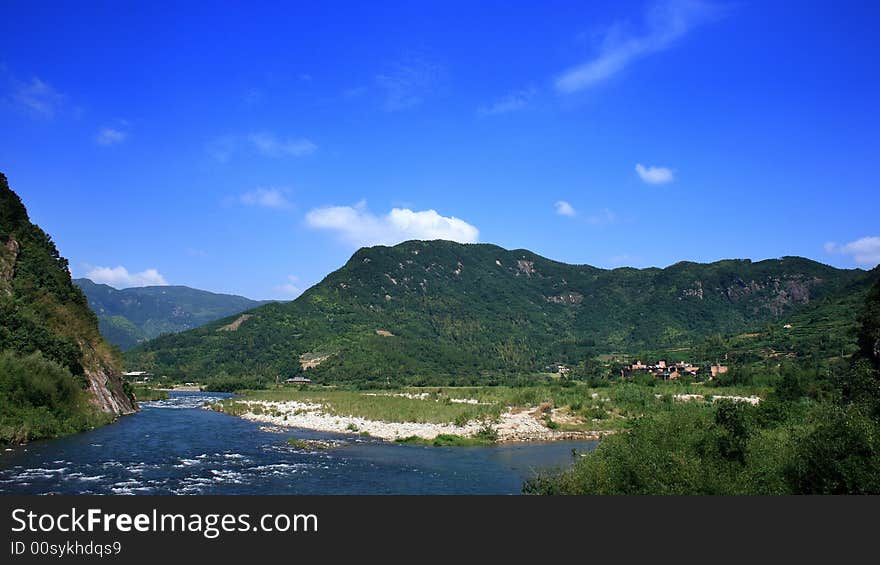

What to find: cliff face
left=0, top=172, right=135, bottom=416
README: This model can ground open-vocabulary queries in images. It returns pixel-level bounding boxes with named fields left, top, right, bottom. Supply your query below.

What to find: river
left=0, top=392, right=596, bottom=494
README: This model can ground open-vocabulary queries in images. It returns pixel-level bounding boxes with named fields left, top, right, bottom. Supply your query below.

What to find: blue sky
left=2, top=0, right=878, bottom=299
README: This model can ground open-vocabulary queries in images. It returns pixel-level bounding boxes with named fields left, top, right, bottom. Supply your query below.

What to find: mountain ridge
left=126, top=239, right=876, bottom=385
left=74, top=278, right=273, bottom=350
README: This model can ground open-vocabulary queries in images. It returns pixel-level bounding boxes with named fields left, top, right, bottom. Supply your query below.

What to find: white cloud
left=555, top=201, right=577, bottom=217
left=555, top=0, right=719, bottom=94
left=305, top=202, right=479, bottom=247
left=95, top=127, right=127, bottom=146
left=85, top=266, right=168, bottom=288
left=825, top=237, right=880, bottom=266
left=375, top=55, right=445, bottom=111
left=207, top=132, right=316, bottom=162
left=240, top=188, right=292, bottom=209
left=11, top=76, right=65, bottom=117
left=635, top=163, right=674, bottom=184
left=247, top=132, right=316, bottom=157
left=479, top=88, right=536, bottom=116
left=275, top=275, right=303, bottom=298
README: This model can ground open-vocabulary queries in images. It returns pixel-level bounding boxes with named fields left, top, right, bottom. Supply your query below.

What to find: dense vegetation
left=0, top=172, right=135, bottom=444
left=524, top=279, right=880, bottom=495
left=1, top=178, right=96, bottom=376
left=127, top=240, right=876, bottom=386
left=0, top=351, right=112, bottom=444
left=75, top=278, right=272, bottom=350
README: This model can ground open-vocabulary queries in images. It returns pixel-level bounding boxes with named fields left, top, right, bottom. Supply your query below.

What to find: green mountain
left=126, top=240, right=876, bottom=386
left=74, top=278, right=273, bottom=350
left=0, top=173, right=135, bottom=443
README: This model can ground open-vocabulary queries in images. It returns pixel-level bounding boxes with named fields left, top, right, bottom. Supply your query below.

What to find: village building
left=620, top=360, right=711, bottom=381
left=122, top=370, right=153, bottom=383
left=286, top=376, right=312, bottom=384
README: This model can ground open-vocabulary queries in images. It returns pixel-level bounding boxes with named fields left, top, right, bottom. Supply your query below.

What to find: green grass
left=395, top=434, right=495, bottom=447
left=215, top=381, right=770, bottom=436
left=130, top=385, right=169, bottom=401
left=234, top=388, right=502, bottom=424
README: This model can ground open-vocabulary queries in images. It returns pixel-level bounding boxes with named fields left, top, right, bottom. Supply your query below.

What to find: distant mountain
left=126, top=240, right=877, bottom=386
left=0, top=173, right=135, bottom=443
left=74, top=279, right=273, bottom=350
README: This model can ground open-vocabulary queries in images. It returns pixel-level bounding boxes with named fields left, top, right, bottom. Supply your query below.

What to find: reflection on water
left=0, top=391, right=596, bottom=495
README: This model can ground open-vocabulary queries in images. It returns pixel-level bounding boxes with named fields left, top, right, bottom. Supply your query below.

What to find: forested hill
left=75, top=278, right=273, bottom=350
left=0, top=173, right=135, bottom=443
left=126, top=240, right=875, bottom=385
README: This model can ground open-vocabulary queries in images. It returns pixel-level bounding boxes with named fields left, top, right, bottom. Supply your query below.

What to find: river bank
left=0, top=391, right=600, bottom=495
left=205, top=383, right=768, bottom=445
left=209, top=398, right=613, bottom=442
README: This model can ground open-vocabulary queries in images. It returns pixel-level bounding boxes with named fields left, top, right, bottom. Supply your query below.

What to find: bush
left=543, top=415, right=560, bottom=430
left=785, top=405, right=880, bottom=494
left=202, top=374, right=271, bottom=392
left=474, top=423, right=498, bottom=442
left=0, top=351, right=110, bottom=445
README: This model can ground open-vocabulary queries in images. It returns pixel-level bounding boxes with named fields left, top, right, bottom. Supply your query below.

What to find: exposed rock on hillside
left=127, top=239, right=875, bottom=385
left=0, top=172, right=135, bottom=416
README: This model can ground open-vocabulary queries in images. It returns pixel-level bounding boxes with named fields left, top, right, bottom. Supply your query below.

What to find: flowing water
left=0, top=391, right=596, bottom=495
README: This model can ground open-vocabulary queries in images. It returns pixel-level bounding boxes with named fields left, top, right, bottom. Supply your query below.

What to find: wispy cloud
left=555, top=201, right=577, bottom=217
left=84, top=265, right=168, bottom=288
left=207, top=132, right=316, bottom=162
left=555, top=0, right=721, bottom=94
left=10, top=76, right=65, bottom=117
left=305, top=201, right=479, bottom=247
left=275, top=275, right=304, bottom=298
left=247, top=132, right=316, bottom=157
left=95, top=126, right=127, bottom=146
left=342, top=85, right=369, bottom=99
left=479, top=87, right=537, bottom=116
left=825, top=236, right=880, bottom=266
left=635, top=163, right=675, bottom=184
left=240, top=188, right=292, bottom=210
left=375, top=55, right=445, bottom=111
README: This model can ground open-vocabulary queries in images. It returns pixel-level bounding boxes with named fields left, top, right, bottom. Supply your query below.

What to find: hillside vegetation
left=127, top=240, right=875, bottom=386
left=75, top=278, right=272, bottom=350
left=525, top=278, right=880, bottom=494
left=0, top=172, right=135, bottom=444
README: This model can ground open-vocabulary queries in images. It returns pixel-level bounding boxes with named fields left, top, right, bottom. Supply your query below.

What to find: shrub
left=474, top=423, right=498, bottom=442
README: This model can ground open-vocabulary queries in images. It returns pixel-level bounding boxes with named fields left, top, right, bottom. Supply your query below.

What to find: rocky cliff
left=0, top=172, right=136, bottom=416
